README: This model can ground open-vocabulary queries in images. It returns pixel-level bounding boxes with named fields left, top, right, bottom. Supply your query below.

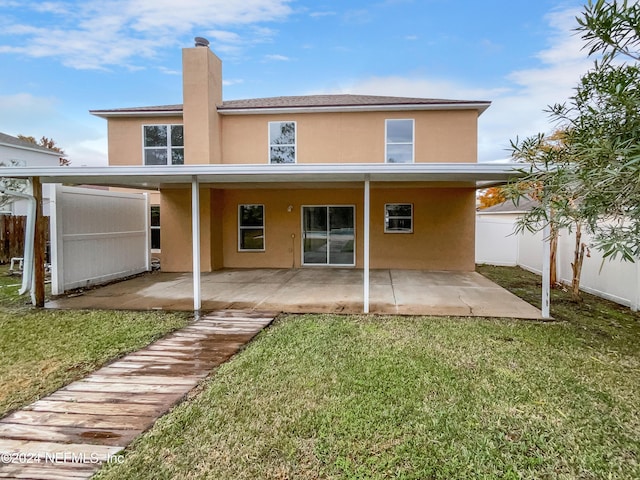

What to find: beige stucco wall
left=107, top=116, right=184, bottom=166
left=161, top=188, right=214, bottom=272
left=221, top=110, right=478, bottom=164
left=159, top=185, right=475, bottom=272
left=183, top=47, right=222, bottom=164
left=370, top=187, right=476, bottom=270
left=105, top=110, right=477, bottom=166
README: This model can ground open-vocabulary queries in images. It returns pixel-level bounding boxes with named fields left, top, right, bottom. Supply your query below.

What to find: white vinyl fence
left=476, top=214, right=640, bottom=311
left=50, top=185, right=150, bottom=294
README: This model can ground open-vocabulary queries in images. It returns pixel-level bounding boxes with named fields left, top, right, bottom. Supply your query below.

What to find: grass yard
left=0, top=267, right=191, bottom=416
left=94, top=266, right=640, bottom=480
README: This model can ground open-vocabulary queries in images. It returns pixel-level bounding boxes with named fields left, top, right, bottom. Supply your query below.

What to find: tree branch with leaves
left=505, top=0, right=640, bottom=303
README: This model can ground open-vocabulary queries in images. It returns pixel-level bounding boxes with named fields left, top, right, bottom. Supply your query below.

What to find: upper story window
left=385, top=119, right=414, bottom=163
left=269, top=121, right=296, bottom=164
left=143, top=125, right=184, bottom=165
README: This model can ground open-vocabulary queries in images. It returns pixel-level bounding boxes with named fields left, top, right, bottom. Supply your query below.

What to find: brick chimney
left=182, top=38, right=222, bottom=164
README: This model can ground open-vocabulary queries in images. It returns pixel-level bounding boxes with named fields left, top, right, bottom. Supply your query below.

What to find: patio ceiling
left=1, top=163, right=523, bottom=190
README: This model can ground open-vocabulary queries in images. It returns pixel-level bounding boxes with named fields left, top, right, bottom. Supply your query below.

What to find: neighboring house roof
left=90, top=94, right=491, bottom=118
left=478, top=196, right=538, bottom=214
left=0, top=132, right=62, bottom=157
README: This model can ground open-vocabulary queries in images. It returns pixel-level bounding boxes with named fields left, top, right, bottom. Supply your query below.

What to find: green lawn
left=93, top=266, right=640, bottom=480
left=0, top=267, right=191, bottom=416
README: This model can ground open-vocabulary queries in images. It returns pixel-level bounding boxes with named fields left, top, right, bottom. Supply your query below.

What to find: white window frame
left=384, top=203, right=413, bottom=233
left=301, top=205, right=356, bottom=267
left=142, top=124, right=184, bottom=166
left=268, top=121, right=297, bottom=164
left=238, top=204, right=265, bottom=252
left=385, top=119, right=415, bottom=164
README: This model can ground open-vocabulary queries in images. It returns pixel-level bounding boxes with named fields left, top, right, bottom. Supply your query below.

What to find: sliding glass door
left=302, top=206, right=355, bottom=266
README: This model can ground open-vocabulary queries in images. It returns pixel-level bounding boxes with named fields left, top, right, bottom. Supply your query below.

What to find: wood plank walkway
left=0, top=310, right=276, bottom=480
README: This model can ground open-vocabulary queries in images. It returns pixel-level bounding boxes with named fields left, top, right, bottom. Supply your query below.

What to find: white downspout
left=0, top=182, right=36, bottom=299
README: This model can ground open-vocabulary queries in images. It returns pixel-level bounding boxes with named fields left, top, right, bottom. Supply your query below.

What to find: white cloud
left=0, top=93, right=107, bottom=166
left=66, top=137, right=108, bottom=167
left=0, top=0, right=293, bottom=70
left=320, top=6, right=592, bottom=162
left=157, top=66, right=181, bottom=76
left=309, top=11, right=336, bottom=18
left=0, top=93, right=60, bottom=127
left=264, top=54, right=291, bottom=61
left=223, top=79, right=245, bottom=86
left=205, top=26, right=277, bottom=57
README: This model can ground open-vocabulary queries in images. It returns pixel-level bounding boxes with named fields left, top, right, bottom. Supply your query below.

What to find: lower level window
left=150, top=205, right=160, bottom=249
left=239, top=204, right=265, bottom=251
left=385, top=204, right=413, bottom=233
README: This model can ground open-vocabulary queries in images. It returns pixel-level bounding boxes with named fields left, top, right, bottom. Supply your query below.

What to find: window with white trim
left=385, top=119, right=414, bottom=163
left=143, top=125, right=184, bottom=165
left=384, top=204, right=413, bottom=233
left=269, top=121, right=296, bottom=163
left=238, top=204, right=265, bottom=251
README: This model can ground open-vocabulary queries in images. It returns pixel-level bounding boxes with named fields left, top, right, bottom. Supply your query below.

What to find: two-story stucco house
left=90, top=42, right=494, bottom=276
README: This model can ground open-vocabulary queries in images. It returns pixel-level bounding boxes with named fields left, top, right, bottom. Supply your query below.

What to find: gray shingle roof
left=0, top=132, right=61, bottom=155
left=90, top=94, right=490, bottom=116
left=220, top=94, right=488, bottom=110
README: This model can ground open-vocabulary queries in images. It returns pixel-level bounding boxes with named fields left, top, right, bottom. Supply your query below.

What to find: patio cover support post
left=33, top=177, right=45, bottom=307
left=541, top=219, right=551, bottom=319
left=191, top=175, right=201, bottom=312
left=363, top=176, right=370, bottom=313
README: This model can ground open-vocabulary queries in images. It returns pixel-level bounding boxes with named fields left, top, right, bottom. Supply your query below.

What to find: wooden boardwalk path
left=0, top=310, right=276, bottom=480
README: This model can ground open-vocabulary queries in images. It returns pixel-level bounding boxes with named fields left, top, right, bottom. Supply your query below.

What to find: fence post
left=50, top=184, right=64, bottom=295
left=0, top=215, right=5, bottom=263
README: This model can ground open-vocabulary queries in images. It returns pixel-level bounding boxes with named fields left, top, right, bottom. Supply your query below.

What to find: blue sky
left=0, top=0, right=591, bottom=166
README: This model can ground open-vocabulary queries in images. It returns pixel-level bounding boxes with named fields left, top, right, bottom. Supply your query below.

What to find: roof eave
left=0, top=142, right=63, bottom=157
left=0, top=163, right=523, bottom=190
left=219, top=102, right=491, bottom=116
left=90, top=101, right=491, bottom=119
left=90, top=110, right=184, bottom=119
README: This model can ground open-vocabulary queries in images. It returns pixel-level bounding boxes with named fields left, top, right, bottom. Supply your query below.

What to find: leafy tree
left=17, top=135, right=69, bottom=166
left=506, top=0, right=640, bottom=302
left=477, top=187, right=506, bottom=209
left=0, top=160, right=27, bottom=211
left=505, top=131, right=586, bottom=298
left=565, top=0, right=639, bottom=261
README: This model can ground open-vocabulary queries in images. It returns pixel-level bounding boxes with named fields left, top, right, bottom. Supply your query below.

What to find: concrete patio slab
left=48, top=269, right=543, bottom=319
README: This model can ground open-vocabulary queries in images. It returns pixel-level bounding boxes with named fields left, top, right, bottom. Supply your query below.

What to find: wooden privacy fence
left=0, top=215, right=49, bottom=264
